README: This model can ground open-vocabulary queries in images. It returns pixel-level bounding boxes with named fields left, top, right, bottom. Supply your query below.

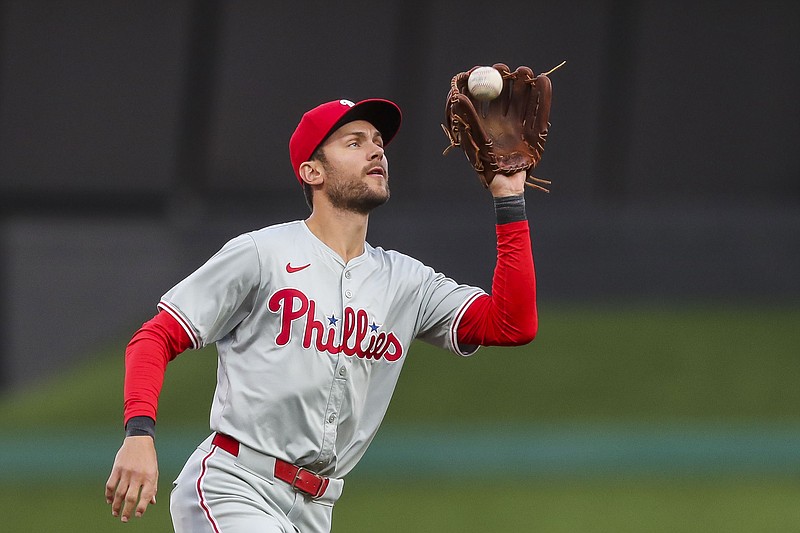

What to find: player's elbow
left=502, top=317, right=538, bottom=346
left=514, top=319, right=538, bottom=345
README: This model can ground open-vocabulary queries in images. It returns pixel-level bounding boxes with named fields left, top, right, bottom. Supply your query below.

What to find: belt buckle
left=291, top=467, right=327, bottom=499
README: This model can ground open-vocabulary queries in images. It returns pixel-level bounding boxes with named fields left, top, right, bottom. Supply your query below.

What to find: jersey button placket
left=318, top=266, right=351, bottom=466
left=343, top=267, right=354, bottom=300
left=319, top=368, right=345, bottom=465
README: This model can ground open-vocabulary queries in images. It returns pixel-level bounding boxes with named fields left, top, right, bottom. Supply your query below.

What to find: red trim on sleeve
left=123, top=310, right=193, bottom=425
left=158, top=300, right=201, bottom=349
left=456, top=220, right=538, bottom=346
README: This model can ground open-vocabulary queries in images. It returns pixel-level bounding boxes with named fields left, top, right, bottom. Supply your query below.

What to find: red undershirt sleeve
left=456, top=220, right=538, bottom=346
left=123, top=309, right=193, bottom=426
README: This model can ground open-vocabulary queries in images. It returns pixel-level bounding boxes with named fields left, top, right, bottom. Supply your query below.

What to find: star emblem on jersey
left=328, top=315, right=338, bottom=326
left=369, top=322, right=380, bottom=332
left=286, top=262, right=311, bottom=273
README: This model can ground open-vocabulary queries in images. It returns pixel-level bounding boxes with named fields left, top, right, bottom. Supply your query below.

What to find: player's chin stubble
left=326, top=172, right=390, bottom=215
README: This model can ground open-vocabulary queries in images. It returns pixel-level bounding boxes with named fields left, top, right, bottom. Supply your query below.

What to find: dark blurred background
left=1, top=0, right=798, bottom=390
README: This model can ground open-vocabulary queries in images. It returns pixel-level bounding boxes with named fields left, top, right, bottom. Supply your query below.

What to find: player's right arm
left=106, top=233, right=260, bottom=521
left=105, top=310, right=192, bottom=522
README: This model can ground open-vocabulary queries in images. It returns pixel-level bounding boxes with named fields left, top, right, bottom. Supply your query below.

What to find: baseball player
left=105, top=97, right=539, bottom=532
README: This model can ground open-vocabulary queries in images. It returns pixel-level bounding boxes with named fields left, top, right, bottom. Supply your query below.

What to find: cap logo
left=339, top=99, right=355, bottom=107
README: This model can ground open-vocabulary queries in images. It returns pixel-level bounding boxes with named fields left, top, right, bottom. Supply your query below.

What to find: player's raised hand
left=105, top=436, right=159, bottom=522
left=488, top=170, right=527, bottom=198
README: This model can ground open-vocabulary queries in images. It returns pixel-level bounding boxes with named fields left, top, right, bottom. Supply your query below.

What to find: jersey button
left=345, top=290, right=352, bottom=298
left=344, top=271, right=352, bottom=279
left=339, top=367, right=347, bottom=377
left=328, top=413, right=336, bottom=423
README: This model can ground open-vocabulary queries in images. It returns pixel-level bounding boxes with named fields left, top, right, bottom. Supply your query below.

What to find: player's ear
left=299, top=160, right=324, bottom=186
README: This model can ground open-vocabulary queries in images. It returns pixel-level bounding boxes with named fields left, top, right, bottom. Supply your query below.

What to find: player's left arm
left=456, top=170, right=539, bottom=346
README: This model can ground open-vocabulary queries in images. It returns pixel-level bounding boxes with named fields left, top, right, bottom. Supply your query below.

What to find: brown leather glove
left=442, top=63, right=557, bottom=191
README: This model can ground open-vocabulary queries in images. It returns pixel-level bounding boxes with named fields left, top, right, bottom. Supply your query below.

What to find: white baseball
left=467, top=66, right=503, bottom=101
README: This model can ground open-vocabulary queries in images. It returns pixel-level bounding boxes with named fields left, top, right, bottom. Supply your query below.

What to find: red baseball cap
left=289, top=98, right=402, bottom=182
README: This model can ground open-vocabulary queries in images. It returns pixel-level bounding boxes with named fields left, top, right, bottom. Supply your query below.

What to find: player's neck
left=305, top=208, right=369, bottom=263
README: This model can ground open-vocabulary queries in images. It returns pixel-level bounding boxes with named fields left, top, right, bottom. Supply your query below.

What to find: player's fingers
left=120, top=482, right=143, bottom=523
left=135, top=483, right=158, bottom=518
left=104, top=468, right=120, bottom=504
left=106, top=466, right=130, bottom=517
left=109, top=477, right=128, bottom=518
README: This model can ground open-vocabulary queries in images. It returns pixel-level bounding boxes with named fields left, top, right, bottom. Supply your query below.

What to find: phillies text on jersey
left=158, top=220, right=483, bottom=476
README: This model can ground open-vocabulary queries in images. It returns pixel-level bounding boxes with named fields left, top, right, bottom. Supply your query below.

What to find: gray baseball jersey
left=158, top=220, right=484, bottom=477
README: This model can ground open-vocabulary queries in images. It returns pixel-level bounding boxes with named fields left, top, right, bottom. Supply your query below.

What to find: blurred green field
left=3, top=475, right=800, bottom=532
left=1, top=302, right=799, bottom=532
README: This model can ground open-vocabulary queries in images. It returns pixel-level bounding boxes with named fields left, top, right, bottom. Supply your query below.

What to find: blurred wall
left=1, top=0, right=798, bottom=389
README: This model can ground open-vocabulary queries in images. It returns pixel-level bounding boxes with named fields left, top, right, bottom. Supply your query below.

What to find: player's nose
left=369, top=145, right=384, bottom=161
left=368, top=142, right=384, bottom=160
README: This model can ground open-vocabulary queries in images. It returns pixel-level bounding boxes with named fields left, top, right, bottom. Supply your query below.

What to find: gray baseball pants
left=170, top=434, right=344, bottom=532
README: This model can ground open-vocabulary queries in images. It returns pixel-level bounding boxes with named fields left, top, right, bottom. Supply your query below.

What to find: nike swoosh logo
left=286, top=262, right=311, bottom=273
